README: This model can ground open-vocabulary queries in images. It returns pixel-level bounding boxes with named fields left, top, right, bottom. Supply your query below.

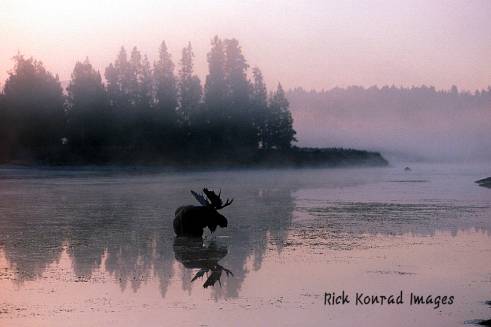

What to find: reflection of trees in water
left=0, top=173, right=489, bottom=298
left=63, top=184, right=178, bottom=297
left=1, top=172, right=490, bottom=300
left=0, top=176, right=295, bottom=299
left=0, top=184, right=68, bottom=282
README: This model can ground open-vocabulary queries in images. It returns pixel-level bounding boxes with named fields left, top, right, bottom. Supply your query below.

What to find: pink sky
left=1, top=0, right=490, bottom=90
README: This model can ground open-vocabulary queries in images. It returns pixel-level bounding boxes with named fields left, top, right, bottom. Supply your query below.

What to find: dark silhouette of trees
left=66, top=58, right=109, bottom=160
left=178, top=42, right=202, bottom=126
left=222, top=38, right=258, bottom=154
left=202, top=37, right=260, bottom=158
left=104, top=47, right=132, bottom=149
left=0, top=92, right=10, bottom=161
left=128, top=47, right=154, bottom=151
left=251, top=67, right=269, bottom=149
left=205, top=37, right=227, bottom=109
left=177, top=42, right=203, bottom=156
left=265, top=84, right=296, bottom=150
left=0, top=93, right=7, bottom=159
left=104, top=46, right=156, bottom=154
left=0, top=37, right=302, bottom=164
left=105, top=47, right=131, bottom=111
left=203, top=36, right=228, bottom=153
left=154, top=41, right=179, bottom=152
left=2, top=55, right=65, bottom=161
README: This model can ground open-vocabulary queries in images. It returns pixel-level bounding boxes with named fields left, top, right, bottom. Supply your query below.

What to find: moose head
left=173, top=188, right=233, bottom=237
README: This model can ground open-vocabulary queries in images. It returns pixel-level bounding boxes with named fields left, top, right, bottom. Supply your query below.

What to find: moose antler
left=190, top=190, right=210, bottom=207
left=191, top=264, right=234, bottom=288
left=203, top=188, right=233, bottom=210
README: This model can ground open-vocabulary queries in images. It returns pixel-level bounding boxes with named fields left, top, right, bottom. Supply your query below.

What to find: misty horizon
left=289, top=86, right=491, bottom=162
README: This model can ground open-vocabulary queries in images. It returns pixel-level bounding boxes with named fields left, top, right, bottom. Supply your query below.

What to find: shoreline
left=0, top=147, right=388, bottom=172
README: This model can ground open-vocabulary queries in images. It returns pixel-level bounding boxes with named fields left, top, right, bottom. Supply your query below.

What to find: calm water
left=0, top=164, right=489, bottom=326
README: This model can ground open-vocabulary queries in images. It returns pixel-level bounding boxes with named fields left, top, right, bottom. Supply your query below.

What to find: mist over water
left=0, top=164, right=490, bottom=326
left=288, top=87, right=491, bottom=162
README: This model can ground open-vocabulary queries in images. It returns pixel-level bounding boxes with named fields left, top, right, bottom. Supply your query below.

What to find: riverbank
left=0, top=147, right=388, bottom=169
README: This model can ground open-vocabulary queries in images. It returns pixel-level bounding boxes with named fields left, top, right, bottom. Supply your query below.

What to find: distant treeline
left=287, top=85, right=491, bottom=161
left=0, top=37, right=297, bottom=164
left=288, top=85, right=491, bottom=115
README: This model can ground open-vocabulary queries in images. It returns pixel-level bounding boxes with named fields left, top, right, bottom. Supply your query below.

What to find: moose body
left=173, top=189, right=233, bottom=237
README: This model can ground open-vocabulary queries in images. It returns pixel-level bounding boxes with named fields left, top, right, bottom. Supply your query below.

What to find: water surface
left=0, top=164, right=490, bottom=326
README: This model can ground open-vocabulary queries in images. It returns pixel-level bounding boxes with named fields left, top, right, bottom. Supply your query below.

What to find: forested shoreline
left=0, top=37, right=386, bottom=167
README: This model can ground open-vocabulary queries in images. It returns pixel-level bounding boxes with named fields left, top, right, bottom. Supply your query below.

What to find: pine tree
left=0, top=92, right=12, bottom=161
left=251, top=67, right=268, bottom=149
left=66, top=58, right=109, bottom=157
left=153, top=41, right=179, bottom=152
left=205, top=36, right=227, bottom=110
left=223, top=38, right=257, bottom=151
left=178, top=42, right=202, bottom=127
left=154, top=41, right=178, bottom=119
left=224, top=39, right=249, bottom=104
left=105, top=47, right=131, bottom=110
left=203, top=36, right=228, bottom=151
left=266, top=84, right=296, bottom=150
left=2, top=55, right=65, bottom=158
left=139, top=55, right=153, bottom=109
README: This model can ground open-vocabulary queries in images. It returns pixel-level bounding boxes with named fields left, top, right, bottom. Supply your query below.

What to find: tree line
left=288, top=85, right=491, bottom=116
left=0, top=37, right=296, bottom=164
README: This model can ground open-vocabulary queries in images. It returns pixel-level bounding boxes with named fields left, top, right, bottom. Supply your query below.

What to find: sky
left=1, top=0, right=490, bottom=91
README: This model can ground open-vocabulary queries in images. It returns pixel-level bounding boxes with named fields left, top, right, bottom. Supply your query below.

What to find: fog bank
left=288, top=86, right=491, bottom=162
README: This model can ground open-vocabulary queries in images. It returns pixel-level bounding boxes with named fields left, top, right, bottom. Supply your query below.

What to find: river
left=0, top=164, right=489, bottom=326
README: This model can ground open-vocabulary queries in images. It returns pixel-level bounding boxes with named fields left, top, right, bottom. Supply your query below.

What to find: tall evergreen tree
left=153, top=41, right=179, bottom=152
left=128, top=47, right=154, bottom=149
left=154, top=41, right=178, bottom=119
left=139, top=54, right=153, bottom=109
left=224, top=39, right=250, bottom=104
left=105, top=47, right=132, bottom=148
left=178, top=42, right=202, bottom=127
left=128, top=47, right=152, bottom=109
left=203, top=36, right=228, bottom=151
left=251, top=67, right=268, bottom=149
left=105, top=46, right=154, bottom=150
left=266, top=84, right=296, bottom=150
left=205, top=36, right=227, bottom=110
left=2, top=55, right=65, bottom=159
left=66, top=58, right=109, bottom=158
left=223, top=38, right=257, bottom=151
left=0, top=92, right=11, bottom=161
left=105, top=47, right=131, bottom=110
left=128, top=46, right=141, bottom=107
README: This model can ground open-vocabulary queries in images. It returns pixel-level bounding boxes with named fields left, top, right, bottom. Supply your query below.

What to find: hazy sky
left=1, top=0, right=490, bottom=90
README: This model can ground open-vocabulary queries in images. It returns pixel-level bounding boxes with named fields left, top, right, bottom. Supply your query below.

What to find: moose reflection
left=173, top=237, right=233, bottom=288
left=174, top=188, right=233, bottom=237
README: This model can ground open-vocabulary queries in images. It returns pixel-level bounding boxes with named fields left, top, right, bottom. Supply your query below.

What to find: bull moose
left=173, top=188, right=233, bottom=237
